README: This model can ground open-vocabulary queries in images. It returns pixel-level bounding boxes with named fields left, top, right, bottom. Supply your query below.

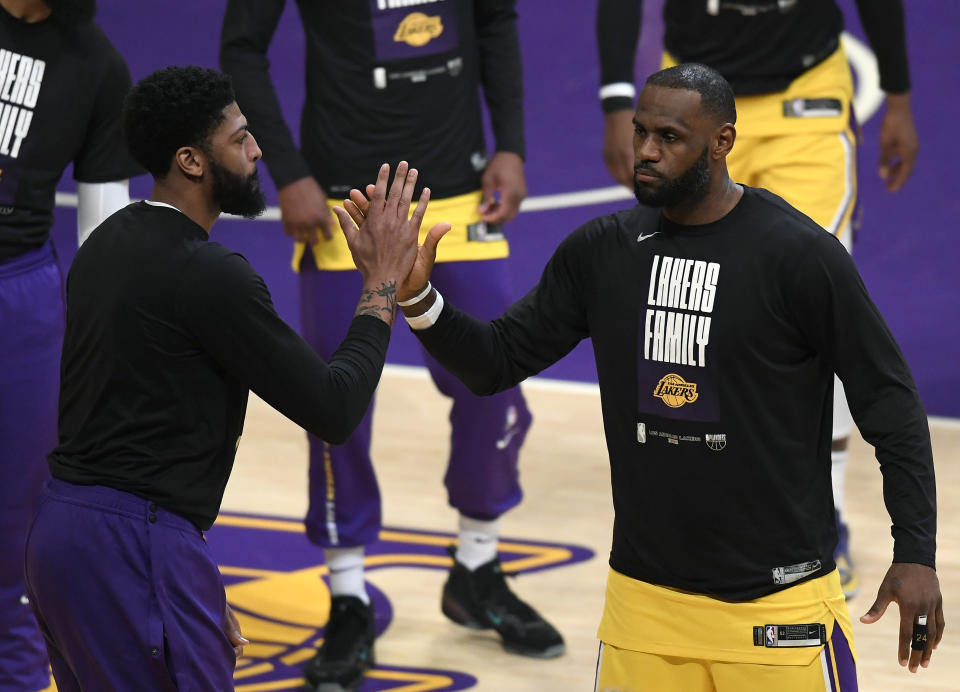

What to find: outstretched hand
left=860, top=563, right=943, bottom=672
left=340, top=176, right=450, bottom=302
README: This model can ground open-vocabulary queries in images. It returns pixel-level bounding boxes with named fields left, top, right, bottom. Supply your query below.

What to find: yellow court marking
left=233, top=662, right=275, bottom=679
left=214, top=516, right=573, bottom=569
left=235, top=671, right=456, bottom=692
left=365, top=670, right=456, bottom=692
left=280, top=647, right=317, bottom=666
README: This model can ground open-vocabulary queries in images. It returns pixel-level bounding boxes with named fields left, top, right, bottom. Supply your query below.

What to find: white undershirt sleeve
left=77, top=180, right=131, bottom=246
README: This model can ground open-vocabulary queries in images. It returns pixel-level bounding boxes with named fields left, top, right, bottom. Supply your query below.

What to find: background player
left=346, top=63, right=941, bottom=691
left=0, top=0, right=139, bottom=688
left=220, top=2, right=563, bottom=687
left=594, top=0, right=919, bottom=598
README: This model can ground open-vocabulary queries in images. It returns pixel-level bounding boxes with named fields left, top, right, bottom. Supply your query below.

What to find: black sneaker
left=304, top=595, right=375, bottom=691
left=441, top=546, right=565, bottom=658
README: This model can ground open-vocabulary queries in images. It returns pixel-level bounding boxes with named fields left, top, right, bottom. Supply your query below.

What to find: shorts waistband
left=45, top=478, right=200, bottom=534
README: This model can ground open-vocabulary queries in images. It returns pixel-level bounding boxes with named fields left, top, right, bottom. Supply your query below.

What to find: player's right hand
left=338, top=170, right=450, bottom=303
left=276, top=176, right=334, bottom=244
left=603, top=109, right=636, bottom=189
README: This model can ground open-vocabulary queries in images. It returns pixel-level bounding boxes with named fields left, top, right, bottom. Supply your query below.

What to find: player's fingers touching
left=349, top=188, right=371, bottom=216
left=343, top=199, right=365, bottom=228
left=333, top=206, right=357, bottom=245
left=371, top=162, right=390, bottom=209
left=423, top=222, right=451, bottom=257
left=386, top=161, right=409, bottom=211
left=398, top=167, right=417, bottom=218
left=410, top=186, right=431, bottom=230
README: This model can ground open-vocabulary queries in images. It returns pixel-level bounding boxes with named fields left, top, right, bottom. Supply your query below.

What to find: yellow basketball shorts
left=292, top=189, right=509, bottom=271
left=596, top=569, right=857, bottom=692
left=664, top=46, right=858, bottom=250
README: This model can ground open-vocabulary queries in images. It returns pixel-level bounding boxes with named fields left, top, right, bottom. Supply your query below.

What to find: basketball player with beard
left=347, top=64, right=941, bottom=690
left=22, top=66, right=442, bottom=690
left=596, top=0, right=920, bottom=599
left=0, top=1, right=140, bottom=689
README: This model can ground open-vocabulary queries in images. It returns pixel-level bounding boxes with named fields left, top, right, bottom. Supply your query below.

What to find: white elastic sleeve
left=403, top=291, right=444, bottom=330
left=77, top=180, right=131, bottom=246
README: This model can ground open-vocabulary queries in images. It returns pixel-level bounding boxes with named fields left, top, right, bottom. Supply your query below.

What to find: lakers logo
left=653, top=373, right=699, bottom=408
left=394, top=12, right=444, bottom=47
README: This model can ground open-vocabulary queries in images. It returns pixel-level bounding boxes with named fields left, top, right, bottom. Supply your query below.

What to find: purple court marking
left=49, top=1, right=959, bottom=416
left=207, top=511, right=593, bottom=691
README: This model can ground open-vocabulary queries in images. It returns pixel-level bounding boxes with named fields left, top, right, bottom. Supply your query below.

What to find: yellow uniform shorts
left=664, top=46, right=858, bottom=249
left=596, top=569, right=857, bottom=692
left=292, top=190, right=510, bottom=271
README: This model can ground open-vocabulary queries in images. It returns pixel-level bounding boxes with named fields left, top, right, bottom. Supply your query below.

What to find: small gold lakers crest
left=653, top=373, right=699, bottom=408
left=394, top=12, right=444, bottom=47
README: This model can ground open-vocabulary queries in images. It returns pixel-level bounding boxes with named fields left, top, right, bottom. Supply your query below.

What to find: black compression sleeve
left=220, top=0, right=313, bottom=188
left=597, top=0, right=643, bottom=113
left=853, top=0, right=911, bottom=93
left=474, top=0, right=525, bottom=157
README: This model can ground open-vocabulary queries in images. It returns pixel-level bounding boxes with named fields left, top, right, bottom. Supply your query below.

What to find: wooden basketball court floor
left=223, top=366, right=960, bottom=691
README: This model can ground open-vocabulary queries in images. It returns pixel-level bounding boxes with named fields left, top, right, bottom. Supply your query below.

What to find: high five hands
left=334, top=162, right=451, bottom=304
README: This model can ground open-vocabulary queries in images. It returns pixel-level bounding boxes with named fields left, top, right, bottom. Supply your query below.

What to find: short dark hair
left=122, top=66, right=236, bottom=178
left=645, top=63, right=737, bottom=126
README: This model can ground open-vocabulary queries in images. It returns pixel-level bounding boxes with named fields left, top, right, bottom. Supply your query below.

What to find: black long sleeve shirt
left=220, top=0, right=524, bottom=198
left=597, top=0, right=911, bottom=111
left=414, top=187, right=935, bottom=599
left=49, top=202, right=390, bottom=529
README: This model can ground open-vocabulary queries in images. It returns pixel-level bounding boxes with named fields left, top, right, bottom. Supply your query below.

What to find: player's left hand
left=224, top=603, right=250, bottom=658
left=878, top=92, right=918, bottom=192
left=478, top=151, right=527, bottom=223
left=342, top=180, right=450, bottom=302
left=860, top=563, right=943, bottom=672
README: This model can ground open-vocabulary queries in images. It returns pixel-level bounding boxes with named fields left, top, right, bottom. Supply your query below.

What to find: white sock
left=831, top=447, right=848, bottom=517
left=455, top=516, right=499, bottom=570
left=324, top=547, right=369, bottom=605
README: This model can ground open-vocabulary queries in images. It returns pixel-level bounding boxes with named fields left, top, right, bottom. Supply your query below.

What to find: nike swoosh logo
left=637, top=232, right=660, bottom=243
left=495, top=428, right=520, bottom=450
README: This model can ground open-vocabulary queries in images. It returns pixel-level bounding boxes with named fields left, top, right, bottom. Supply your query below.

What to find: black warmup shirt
left=0, top=9, right=140, bottom=261
left=220, top=0, right=523, bottom=198
left=415, top=187, right=936, bottom=599
left=597, top=0, right=910, bottom=110
left=49, top=202, right=391, bottom=529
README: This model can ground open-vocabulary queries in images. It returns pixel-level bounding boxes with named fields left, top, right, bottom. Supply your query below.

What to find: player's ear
left=173, top=146, right=204, bottom=180
left=713, top=123, right=736, bottom=159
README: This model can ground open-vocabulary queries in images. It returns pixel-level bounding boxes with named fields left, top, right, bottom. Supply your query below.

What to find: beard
left=209, top=157, right=266, bottom=220
left=634, top=146, right=711, bottom=209
left=45, top=0, right=97, bottom=26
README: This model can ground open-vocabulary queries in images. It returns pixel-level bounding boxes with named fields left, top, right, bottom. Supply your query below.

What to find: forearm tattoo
left=356, top=281, right=398, bottom=323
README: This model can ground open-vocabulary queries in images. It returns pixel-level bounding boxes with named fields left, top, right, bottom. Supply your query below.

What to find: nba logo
left=766, top=625, right=777, bottom=646
left=637, top=422, right=646, bottom=444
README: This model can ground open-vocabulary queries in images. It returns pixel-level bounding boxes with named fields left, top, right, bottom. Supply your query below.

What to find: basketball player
left=595, top=0, right=919, bottom=599
left=22, top=66, right=440, bottom=690
left=346, top=65, right=942, bottom=690
left=220, top=1, right=563, bottom=687
left=0, top=1, right=140, bottom=689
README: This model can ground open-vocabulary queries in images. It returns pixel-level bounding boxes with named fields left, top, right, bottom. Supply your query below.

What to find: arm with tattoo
left=355, top=279, right=398, bottom=326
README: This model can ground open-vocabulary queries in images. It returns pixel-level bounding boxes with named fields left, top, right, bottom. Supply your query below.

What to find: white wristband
left=404, top=290, right=444, bottom=330
left=599, top=82, right=636, bottom=101
left=397, top=282, right=432, bottom=307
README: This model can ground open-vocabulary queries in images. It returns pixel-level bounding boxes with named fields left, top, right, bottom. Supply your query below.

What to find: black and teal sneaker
left=441, top=546, right=565, bottom=658
left=304, top=595, right=375, bottom=691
